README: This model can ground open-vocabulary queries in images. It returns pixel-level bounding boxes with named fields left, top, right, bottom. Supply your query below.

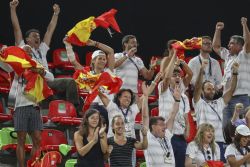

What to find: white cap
left=236, top=125, right=250, bottom=136
left=92, top=50, right=106, bottom=60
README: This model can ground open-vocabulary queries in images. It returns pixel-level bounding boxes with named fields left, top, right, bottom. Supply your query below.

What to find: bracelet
left=232, top=72, right=238, bottom=75
left=53, top=12, right=59, bottom=16
left=95, top=41, right=99, bottom=47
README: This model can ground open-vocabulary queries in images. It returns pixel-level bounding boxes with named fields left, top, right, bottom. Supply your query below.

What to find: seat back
left=0, top=68, right=11, bottom=89
left=48, top=100, right=77, bottom=118
left=150, top=107, right=159, bottom=116
left=41, top=129, right=67, bottom=147
left=52, top=48, right=80, bottom=69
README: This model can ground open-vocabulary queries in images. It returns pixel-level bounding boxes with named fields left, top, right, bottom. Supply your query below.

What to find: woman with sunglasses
left=185, top=123, right=221, bottom=167
left=224, top=124, right=250, bottom=167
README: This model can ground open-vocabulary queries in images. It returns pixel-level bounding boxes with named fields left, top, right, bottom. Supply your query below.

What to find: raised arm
left=87, top=40, right=114, bottom=71
left=166, top=85, right=181, bottom=132
left=193, top=60, right=208, bottom=103
left=43, top=4, right=60, bottom=46
left=241, top=17, right=250, bottom=53
left=134, top=127, right=148, bottom=150
left=63, top=38, right=83, bottom=70
left=114, top=47, right=136, bottom=68
left=177, top=59, right=193, bottom=88
left=99, top=124, right=108, bottom=154
left=161, top=50, right=177, bottom=93
left=212, top=22, right=224, bottom=56
left=98, top=90, right=111, bottom=107
left=10, top=0, right=23, bottom=45
left=141, top=82, right=150, bottom=129
left=231, top=103, right=244, bottom=123
left=223, top=62, right=239, bottom=104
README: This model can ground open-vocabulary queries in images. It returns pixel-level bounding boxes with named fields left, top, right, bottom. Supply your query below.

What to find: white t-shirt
left=186, top=141, right=221, bottom=167
left=106, top=101, right=139, bottom=138
left=225, top=144, right=250, bottom=167
left=115, top=53, right=145, bottom=93
left=144, top=129, right=175, bottom=167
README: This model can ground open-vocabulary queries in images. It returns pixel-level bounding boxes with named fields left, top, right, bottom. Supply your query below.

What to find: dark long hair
left=113, top=89, right=135, bottom=108
left=79, top=109, right=102, bottom=137
left=233, top=133, right=250, bottom=156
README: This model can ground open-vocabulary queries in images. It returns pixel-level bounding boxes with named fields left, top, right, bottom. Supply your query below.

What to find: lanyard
left=119, top=107, right=130, bottom=123
left=158, top=138, right=170, bottom=156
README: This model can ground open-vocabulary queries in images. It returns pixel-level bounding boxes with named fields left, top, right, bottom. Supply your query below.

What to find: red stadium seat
left=150, top=107, right=159, bottom=116
left=40, top=129, right=67, bottom=151
left=48, top=100, right=82, bottom=126
left=0, top=68, right=11, bottom=94
left=52, top=48, right=80, bottom=70
left=0, top=99, right=12, bottom=122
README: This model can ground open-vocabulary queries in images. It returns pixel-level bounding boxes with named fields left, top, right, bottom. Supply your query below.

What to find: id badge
left=164, top=153, right=172, bottom=164
left=125, top=123, right=132, bottom=137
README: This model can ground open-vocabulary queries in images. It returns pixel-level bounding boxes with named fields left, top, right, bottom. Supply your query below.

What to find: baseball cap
left=92, top=50, right=106, bottom=60
left=235, top=125, right=250, bottom=136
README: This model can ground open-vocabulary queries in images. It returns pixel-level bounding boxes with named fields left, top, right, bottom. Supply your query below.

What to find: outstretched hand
left=99, top=124, right=106, bottom=137
left=241, top=17, right=248, bottom=26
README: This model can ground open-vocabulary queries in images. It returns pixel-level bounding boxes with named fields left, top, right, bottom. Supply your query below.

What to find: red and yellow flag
left=0, top=46, right=53, bottom=103
left=0, top=46, right=37, bottom=76
left=66, top=9, right=121, bottom=46
left=171, top=37, right=202, bottom=60
left=73, top=67, right=123, bottom=111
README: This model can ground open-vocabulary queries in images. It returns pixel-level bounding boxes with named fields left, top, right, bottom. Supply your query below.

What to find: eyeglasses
left=206, top=150, right=211, bottom=160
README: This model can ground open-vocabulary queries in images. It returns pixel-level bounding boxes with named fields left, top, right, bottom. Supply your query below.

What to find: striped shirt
left=220, top=47, right=250, bottom=95
left=158, top=82, right=190, bottom=135
left=193, top=98, right=225, bottom=142
left=115, top=53, right=145, bottom=93
left=108, top=137, right=136, bottom=167
left=144, top=129, right=175, bottom=167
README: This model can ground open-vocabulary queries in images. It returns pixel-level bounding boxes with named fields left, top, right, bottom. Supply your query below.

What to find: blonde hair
left=194, top=123, right=217, bottom=154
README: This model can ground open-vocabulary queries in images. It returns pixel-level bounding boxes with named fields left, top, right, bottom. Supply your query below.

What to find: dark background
left=1, top=0, right=250, bottom=66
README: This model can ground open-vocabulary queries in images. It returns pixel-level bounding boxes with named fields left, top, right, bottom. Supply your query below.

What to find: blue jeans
left=171, top=135, right=187, bottom=167
left=223, top=94, right=250, bottom=127
left=217, top=142, right=227, bottom=163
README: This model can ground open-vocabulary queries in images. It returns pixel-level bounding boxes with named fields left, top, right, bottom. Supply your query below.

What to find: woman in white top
left=64, top=38, right=114, bottom=124
left=185, top=123, right=221, bottom=167
left=225, top=125, right=250, bottom=167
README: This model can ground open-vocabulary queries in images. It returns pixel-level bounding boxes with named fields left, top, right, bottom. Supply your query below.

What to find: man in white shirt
left=10, top=0, right=81, bottom=113
left=114, top=35, right=155, bottom=95
left=142, top=82, right=181, bottom=167
left=0, top=46, right=54, bottom=167
left=188, top=36, right=222, bottom=92
left=212, top=17, right=250, bottom=127
left=193, top=58, right=239, bottom=162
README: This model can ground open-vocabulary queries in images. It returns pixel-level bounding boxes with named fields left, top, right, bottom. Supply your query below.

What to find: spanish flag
left=73, top=67, right=122, bottom=111
left=0, top=46, right=37, bottom=75
left=0, top=46, right=53, bottom=103
left=66, top=9, right=121, bottom=46
left=171, top=37, right=202, bottom=60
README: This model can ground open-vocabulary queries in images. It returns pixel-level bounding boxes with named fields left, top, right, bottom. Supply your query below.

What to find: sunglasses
left=206, top=150, right=211, bottom=160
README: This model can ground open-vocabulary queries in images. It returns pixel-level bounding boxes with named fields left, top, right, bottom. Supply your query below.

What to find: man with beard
left=158, top=49, right=190, bottom=167
left=193, top=59, right=239, bottom=162
left=114, top=35, right=155, bottom=97
left=188, top=36, right=223, bottom=92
